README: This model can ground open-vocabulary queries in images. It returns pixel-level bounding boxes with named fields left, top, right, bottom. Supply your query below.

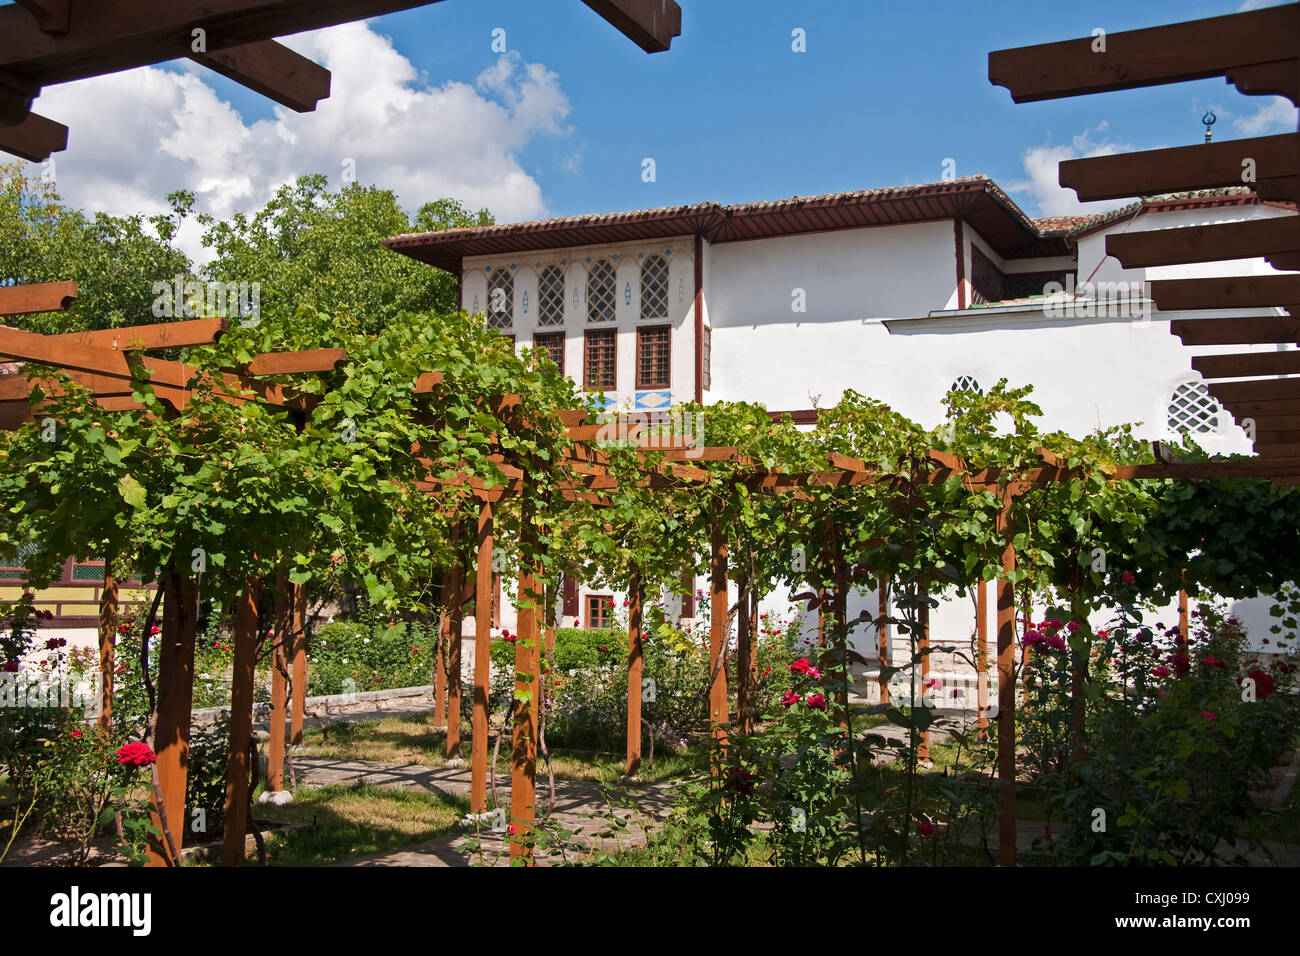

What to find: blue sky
left=31, top=0, right=1297, bottom=256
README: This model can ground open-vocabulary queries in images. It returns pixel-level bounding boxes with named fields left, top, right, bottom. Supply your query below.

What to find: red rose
left=1, top=661, right=17, bottom=673
left=724, top=766, right=754, bottom=795
left=44, top=637, right=66, bottom=650
left=70, top=730, right=83, bottom=739
left=1201, top=710, right=1217, bottom=722
left=149, top=625, right=160, bottom=635
left=115, top=741, right=157, bottom=767
left=1244, top=669, right=1276, bottom=699
left=806, top=694, right=827, bottom=711
left=781, top=690, right=801, bottom=707
left=917, top=821, right=935, bottom=837
left=1121, top=572, right=1136, bottom=584
left=1168, top=652, right=1190, bottom=678
left=1202, top=656, right=1226, bottom=669
left=1151, top=665, right=1171, bottom=678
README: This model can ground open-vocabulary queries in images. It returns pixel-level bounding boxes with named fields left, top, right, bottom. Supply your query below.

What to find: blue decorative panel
left=635, top=390, right=671, bottom=410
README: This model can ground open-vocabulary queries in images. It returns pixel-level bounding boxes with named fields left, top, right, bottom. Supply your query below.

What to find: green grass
left=251, top=783, right=467, bottom=866
left=292, top=712, right=701, bottom=784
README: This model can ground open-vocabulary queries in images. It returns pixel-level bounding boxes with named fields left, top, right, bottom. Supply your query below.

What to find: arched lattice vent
left=587, top=259, right=616, bottom=323
left=537, top=265, right=564, bottom=327
left=949, top=375, right=983, bottom=395
left=640, top=254, right=669, bottom=319
left=486, top=267, right=513, bottom=329
left=1167, top=381, right=1220, bottom=434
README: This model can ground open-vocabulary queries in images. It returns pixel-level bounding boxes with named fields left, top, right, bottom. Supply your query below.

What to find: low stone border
left=191, top=683, right=437, bottom=726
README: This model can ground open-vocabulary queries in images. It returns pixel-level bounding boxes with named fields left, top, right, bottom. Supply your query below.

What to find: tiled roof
left=383, top=180, right=1291, bottom=272
left=384, top=175, right=1071, bottom=270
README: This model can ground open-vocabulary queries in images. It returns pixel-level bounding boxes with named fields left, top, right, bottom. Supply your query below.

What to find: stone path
left=292, top=756, right=677, bottom=867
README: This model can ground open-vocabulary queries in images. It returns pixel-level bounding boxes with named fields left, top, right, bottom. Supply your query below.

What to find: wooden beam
left=626, top=574, right=643, bottom=776
left=580, top=0, right=681, bottom=54
left=709, top=520, right=729, bottom=744
left=1220, top=396, right=1300, bottom=417
left=190, top=39, right=330, bottom=112
left=0, top=1, right=445, bottom=86
left=1210, top=378, right=1300, bottom=403
left=1226, top=60, right=1300, bottom=105
left=246, top=346, right=346, bottom=376
left=290, top=580, right=307, bottom=746
left=471, top=499, right=492, bottom=814
left=1192, top=349, right=1300, bottom=379
left=149, top=569, right=198, bottom=866
left=997, top=514, right=1016, bottom=866
left=1108, top=217, right=1300, bottom=269
left=1152, top=275, right=1300, bottom=312
left=1171, top=315, right=1300, bottom=346
left=509, top=544, right=540, bottom=865
left=48, top=317, right=226, bottom=350
left=0, top=110, right=66, bottom=161
left=13, top=1, right=70, bottom=36
left=1058, top=134, right=1294, bottom=203
left=222, top=578, right=259, bottom=867
left=0, top=280, right=76, bottom=316
left=988, top=5, right=1300, bottom=103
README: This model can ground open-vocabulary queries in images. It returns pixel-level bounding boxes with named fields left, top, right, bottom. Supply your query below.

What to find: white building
left=385, top=176, right=1296, bottom=682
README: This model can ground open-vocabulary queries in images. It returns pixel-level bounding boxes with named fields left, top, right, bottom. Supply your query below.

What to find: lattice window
left=72, top=564, right=107, bottom=582
left=950, top=375, right=982, bottom=395
left=970, top=246, right=1006, bottom=306
left=640, top=254, right=669, bottom=320
left=534, top=331, right=565, bottom=376
left=584, top=329, right=617, bottom=391
left=587, top=259, right=616, bottom=323
left=538, top=264, right=565, bottom=327
left=702, top=326, right=712, bottom=391
left=637, top=325, right=671, bottom=389
left=1167, top=381, right=1220, bottom=434
left=486, top=267, right=513, bottom=329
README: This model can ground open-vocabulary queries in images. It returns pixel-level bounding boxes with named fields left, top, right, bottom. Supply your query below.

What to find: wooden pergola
left=0, top=0, right=682, bottom=161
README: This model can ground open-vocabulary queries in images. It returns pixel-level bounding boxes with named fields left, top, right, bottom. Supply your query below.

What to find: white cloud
left=28, top=23, right=571, bottom=263
left=1233, top=95, right=1298, bottom=135
left=1008, top=124, right=1145, bottom=217
left=1238, top=0, right=1288, bottom=10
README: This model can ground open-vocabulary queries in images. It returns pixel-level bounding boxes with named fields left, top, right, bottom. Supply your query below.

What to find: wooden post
left=833, top=578, right=849, bottom=730
left=222, top=579, right=260, bottom=867
left=626, top=573, right=644, bottom=775
left=96, top=564, right=118, bottom=731
left=266, top=573, right=289, bottom=793
left=471, top=501, right=493, bottom=813
left=735, top=571, right=751, bottom=735
left=918, top=590, right=930, bottom=762
left=434, top=570, right=449, bottom=728
left=816, top=586, right=828, bottom=648
left=509, top=548, right=540, bottom=864
left=147, top=569, right=199, bottom=867
left=447, top=552, right=464, bottom=760
left=976, top=580, right=989, bottom=735
left=878, top=576, right=889, bottom=705
left=709, top=520, right=729, bottom=743
left=289, top=581, right=307, bottom=746
left=1178, top=587, right=1189, bottom=642
left=997, top=517, right=1017, bottom=867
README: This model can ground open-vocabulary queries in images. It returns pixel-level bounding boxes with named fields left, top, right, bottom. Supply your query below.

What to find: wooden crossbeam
left=1220, top=396, right=1300, bottom=417
left=189, top=39, right=330, bottom=112
left=0, top=280, right=77, bottom=316
left=1192, top=349, right=1300, bottom=379
left=988, top=4, right=1300, bottom=103
left=1108, top=216, right=1300, bottom=269
left=1226, top=59, right=1300, bottom=105
left=1058, top=134, right=1295, bottom=203
left=1171, top=315, right=1300, bottom=346
left=1153, top=275, right=1300, bottom=312
left=1209, top=378, right=1300, bottom=403
left=0, top=110, right=66, bottom=162
left=13, top=1, right=70, bottom=36
left=246, top=347, right=346, bottom=376
left=579, top=0, right=681, bottom=54
left=0, top=2, right=444, bottom=87
left=47, top=317, right=226, bottom=351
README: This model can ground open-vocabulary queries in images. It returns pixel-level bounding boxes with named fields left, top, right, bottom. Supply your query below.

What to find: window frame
left=584, top=328, right=617, bottom=392
left=533, top=331, right=565, bottom=377
left=585, top=593, right=614, bottom=630
left=636, top=324, right=672, bottom=390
